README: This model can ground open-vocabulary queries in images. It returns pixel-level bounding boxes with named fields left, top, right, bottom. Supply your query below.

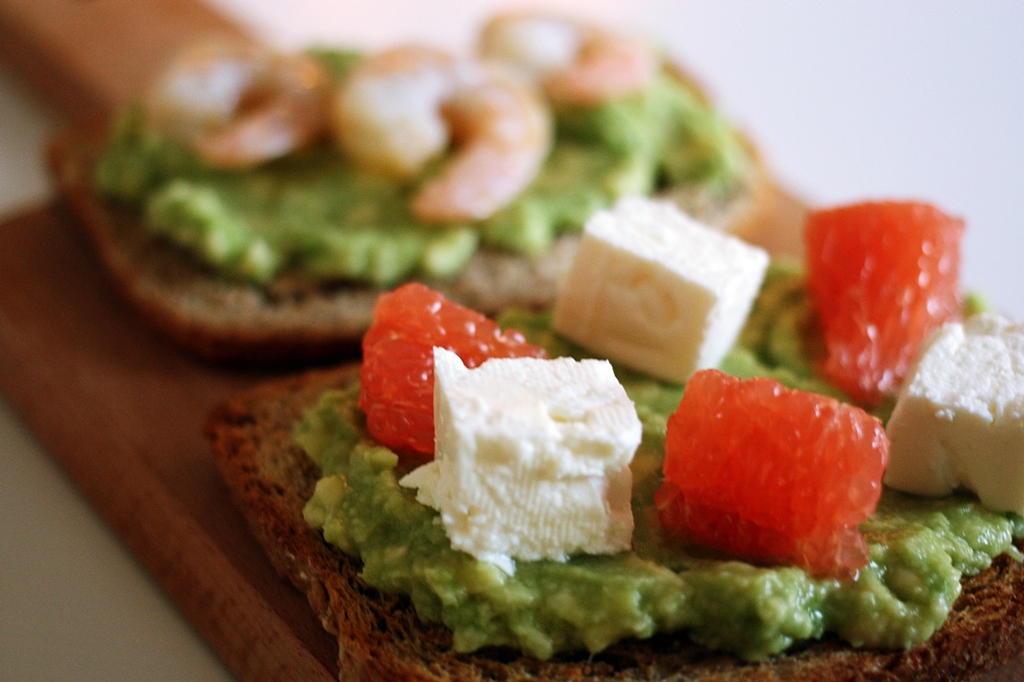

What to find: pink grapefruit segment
left=656, top=369, right=889, bottom=578
left=360, top=283, right=547, bottom=458
left=804, top=200, right=964, bottom=406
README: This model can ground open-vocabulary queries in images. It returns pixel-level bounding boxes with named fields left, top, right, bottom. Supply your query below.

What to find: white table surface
left=2, top=2, right=1022, bottom=680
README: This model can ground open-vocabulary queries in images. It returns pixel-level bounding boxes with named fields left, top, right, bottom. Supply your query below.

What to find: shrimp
left=145, top=40, right=332, bottom=169
left=331, top=46, right=458, bottom=179
left=410, top=63, right=553, bottom=223
left=478, top=12, right=659, bottom=106
left=333, top=46, right=552, bottom=223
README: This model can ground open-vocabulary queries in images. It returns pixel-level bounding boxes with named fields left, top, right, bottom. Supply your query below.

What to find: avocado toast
left=204, top=348, right=1024, bottom=682
left=205, top=251, right=1024, bottom=680
left=48, top=23, right=781, bottom=364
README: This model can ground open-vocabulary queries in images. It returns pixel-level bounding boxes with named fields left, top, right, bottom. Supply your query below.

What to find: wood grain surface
left=0, top=0, right=251, bottom=121
left=0, top=203, right=340, bottom=680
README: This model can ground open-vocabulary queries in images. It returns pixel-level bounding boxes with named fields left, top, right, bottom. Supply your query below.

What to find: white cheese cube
left=399, top=347, right=641, bottom=574
left=884, top=314, right=1024, bottom=514
left=551, top=197, right=769, bottom=384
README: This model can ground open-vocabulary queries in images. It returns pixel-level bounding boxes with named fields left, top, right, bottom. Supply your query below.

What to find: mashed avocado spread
left=94, top=50, right=750, bottom=287
left=298, top=262, right=1024, bottom=661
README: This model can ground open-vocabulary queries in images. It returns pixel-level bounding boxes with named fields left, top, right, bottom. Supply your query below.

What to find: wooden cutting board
left=0, top=202, right=339, bottom=680
left=0, top=0, right=335, bottom=679
left=0, top=0, right=251, bottom=121
left=0, top=2, right=1021, bottom=681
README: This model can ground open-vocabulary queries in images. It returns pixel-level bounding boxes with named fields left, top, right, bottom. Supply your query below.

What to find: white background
left=1, top=2, right=1022, bottom=679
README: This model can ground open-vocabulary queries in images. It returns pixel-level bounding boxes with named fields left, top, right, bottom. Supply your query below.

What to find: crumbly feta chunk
left=884, top=314, right=1024, bottom=514
left=551, top=197, right=769, bottom=384
left=399, top=348, right=640, bottom=574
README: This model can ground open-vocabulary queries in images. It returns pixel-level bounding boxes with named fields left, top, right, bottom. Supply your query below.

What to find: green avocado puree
left=94, top=50, right=749, bottom=287
left=299, top=263, right=1024, bottom=661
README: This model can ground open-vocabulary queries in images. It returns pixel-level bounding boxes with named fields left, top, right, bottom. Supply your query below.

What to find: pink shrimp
left=333, top=46, right=552, bottom=223
left=145, top=40, right=332, bottom=169
left=478, top=12, right=659, bottom=106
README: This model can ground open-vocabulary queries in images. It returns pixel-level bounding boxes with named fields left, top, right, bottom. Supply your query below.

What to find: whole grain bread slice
left=46, top=120, right=783, bottom=365
left=205, top=365, right=1024, bottom=682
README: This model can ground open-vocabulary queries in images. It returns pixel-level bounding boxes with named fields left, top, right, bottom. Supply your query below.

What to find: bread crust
left=47, top=119, right=779, bottom=365
left=205, top=365, right=1024, bottom=682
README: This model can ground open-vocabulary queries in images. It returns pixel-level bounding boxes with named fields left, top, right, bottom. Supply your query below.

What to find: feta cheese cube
left=884, top=314, right=1024, bottom=514
left=551, top=197, right=769, bottom=384
left=399, top=348, right=641, bottom=574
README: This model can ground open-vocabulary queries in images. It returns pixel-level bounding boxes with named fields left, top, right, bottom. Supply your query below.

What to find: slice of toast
left=205, top=365, right=1024, bottom=681
left=46, top=116, right=783, bottom=364
left=46, top=123, right=576, bottom=363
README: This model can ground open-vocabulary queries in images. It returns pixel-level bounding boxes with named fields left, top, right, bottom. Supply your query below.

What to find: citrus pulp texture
left=656, top=369, right=890, bottom=578
left=804, top=201, right=963, bottom=406
left=360, top=283, right=547, bottom=457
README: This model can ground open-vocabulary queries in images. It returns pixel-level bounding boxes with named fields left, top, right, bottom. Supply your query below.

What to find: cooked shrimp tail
left=146, top=40, right=332, bottom=169
left=478, top=12, right=659, bottom=106
left=333, top=47, right=552, bottom=223
left=412, top=65, right=551, bottom=223
left=332, top=46, right=458, bottom=178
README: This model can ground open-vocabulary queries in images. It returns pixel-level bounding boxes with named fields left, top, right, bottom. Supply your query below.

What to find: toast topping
left=399, top=349, right=640, bottom=574
left=144, top=40, right=333, bottom=169
left=95, top=21, right=752, bottom=288
left=885, top=314, right=1024, bottom=514
left=656, top=369, right=889, bottom=579
left=805, top=201, right=964, bottom=406
left=359, top=282, right=547, bottom=458
left=333, top=46, right=553, bottom=223
left=293, top=274, right=1023, bottom=661
left=266, top=175, right=1024, bottom=664
left=478, top=12, right=658, bottom=106
left=300, top=339, right=1021, bottom=661
left=553, top=198, right=768, bottom=383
